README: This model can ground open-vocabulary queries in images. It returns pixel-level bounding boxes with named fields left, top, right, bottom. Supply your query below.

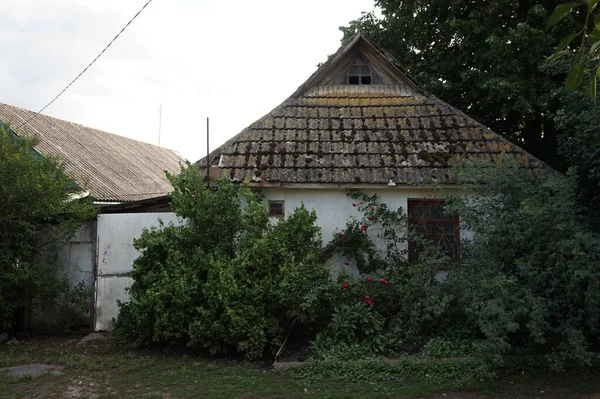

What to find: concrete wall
left=95, top=212, right=180, bottom=331
left=261, top=186, right=462, bottom=276
left=33, top=221, right=96, bottom=329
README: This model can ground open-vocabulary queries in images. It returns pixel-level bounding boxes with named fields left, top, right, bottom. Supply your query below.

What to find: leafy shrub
left=286, top=357, right=478, bottom=387
left=444, top=156, right=600, bottom=370
left=313, top=193, right=453, bottom=358
left=46, top=280, right=90, bottom=333
left=310, top=302, right=387, bottom=359
left=115, top=166, right=330, bottom=359
left=421, top=337, right=474, bottom=358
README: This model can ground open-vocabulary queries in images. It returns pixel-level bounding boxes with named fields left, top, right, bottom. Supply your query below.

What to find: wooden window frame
left=347, top=57, right=373, bottom=85
left=268, top=200, right=285, bottom=218
left=407, top=199, right=460, bottom=263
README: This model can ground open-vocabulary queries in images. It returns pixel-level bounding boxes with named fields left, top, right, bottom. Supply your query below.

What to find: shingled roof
left=0, top=102, right=184, bottom=202
left=198, top=33, right=549, bottom=185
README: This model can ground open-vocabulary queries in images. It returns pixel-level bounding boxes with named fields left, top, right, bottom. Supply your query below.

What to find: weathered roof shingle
left=197, top=34, right=549, bottom=186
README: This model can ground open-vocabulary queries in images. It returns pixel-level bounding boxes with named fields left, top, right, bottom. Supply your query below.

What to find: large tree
left=341, top=1, right=582, bottom=169
left=0, top=123, right=95, bottom=330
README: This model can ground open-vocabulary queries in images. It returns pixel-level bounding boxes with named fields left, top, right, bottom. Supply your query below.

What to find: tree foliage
left=554, top=92, right=600, bottom=231
left=545, top=1, right=600, bottom=99
left=115, top=166, right=330, bottom=359
left=0, top=123, right=95, bottom=330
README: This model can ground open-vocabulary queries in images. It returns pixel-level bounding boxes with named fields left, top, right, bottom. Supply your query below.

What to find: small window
left=347, top=55, right=372, bottom=85
left=408, top=200, right=460, bottom=263
left=268, top=200, right=285, bottom=218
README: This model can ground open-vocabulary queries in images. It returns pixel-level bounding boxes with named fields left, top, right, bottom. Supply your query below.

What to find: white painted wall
left=95, top=212, right=180, bottom=331
left=262, top=186, right=451, bottom=276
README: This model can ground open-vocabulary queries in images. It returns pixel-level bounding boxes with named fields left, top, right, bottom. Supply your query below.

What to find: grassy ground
left=0, top=335, right=599, bottom=399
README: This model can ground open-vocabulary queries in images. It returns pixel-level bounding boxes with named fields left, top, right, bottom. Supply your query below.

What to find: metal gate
left=94, top=212, right=180, bottom=330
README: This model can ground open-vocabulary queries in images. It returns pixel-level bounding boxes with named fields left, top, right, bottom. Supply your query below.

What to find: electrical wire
left=15, top=0, right=155, bottom=130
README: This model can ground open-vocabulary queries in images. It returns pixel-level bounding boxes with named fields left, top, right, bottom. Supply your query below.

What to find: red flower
left=380, top=279, right=389, bottom=285
left=365, top=276, right=372, bottom=282
left=352, top=203, right=357, bottom=207
left=370, top=206, right=375, bottom=211
left=360, top=224, right=368, bottom=231
left=344, top=261, right=350, bottom=265
left=342, top=282, right=350, bottom=289
left=364, top=295, right=371, bottom=300
left=368, top=216, right=374, bottom=220
left=337, top=232, right=344, bottom=237
left=364, top=296, right=374, bottom=305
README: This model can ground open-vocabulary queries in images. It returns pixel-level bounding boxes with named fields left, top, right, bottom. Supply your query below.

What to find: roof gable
left=290, top=33, right=421, bottom=99
left=197, top=34, right=551, bottom=186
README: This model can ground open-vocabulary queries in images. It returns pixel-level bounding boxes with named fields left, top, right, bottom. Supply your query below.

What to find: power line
left=16, top=0, right=155, bottom=130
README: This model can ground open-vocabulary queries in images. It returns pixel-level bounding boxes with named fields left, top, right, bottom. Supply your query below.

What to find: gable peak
left=291, top=32, right=422, bottom=98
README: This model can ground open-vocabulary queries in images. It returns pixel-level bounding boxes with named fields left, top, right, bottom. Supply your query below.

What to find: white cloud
left=0, top=0, right=377, bottom=161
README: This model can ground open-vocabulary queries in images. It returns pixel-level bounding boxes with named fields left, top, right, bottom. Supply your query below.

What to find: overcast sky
left=0, top=0, right=377, bottom=162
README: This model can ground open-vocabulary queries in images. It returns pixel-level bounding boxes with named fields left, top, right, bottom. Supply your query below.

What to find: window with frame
left=408, top=200, right=460, bottom=263
left=347, top=55, right=372, bottom=85
left=268, top=200, right=285, bottom=218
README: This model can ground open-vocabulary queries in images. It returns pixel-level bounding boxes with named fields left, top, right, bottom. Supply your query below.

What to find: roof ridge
left=0, top=101, right=180, bottom=155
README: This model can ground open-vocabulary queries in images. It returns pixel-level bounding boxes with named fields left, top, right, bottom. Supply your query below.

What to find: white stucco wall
left=95, top=212, right=180, bottom=331
left=261, top=186, right=457, bottom=276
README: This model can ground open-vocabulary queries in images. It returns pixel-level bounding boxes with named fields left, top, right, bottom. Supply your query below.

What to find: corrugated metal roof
left=196, top=34, right=551, bottom=185
left=0, top=102, right=184, bottom=202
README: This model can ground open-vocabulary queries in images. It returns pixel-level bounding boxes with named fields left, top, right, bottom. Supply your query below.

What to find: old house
left=196, top=32, right=549, bottom=273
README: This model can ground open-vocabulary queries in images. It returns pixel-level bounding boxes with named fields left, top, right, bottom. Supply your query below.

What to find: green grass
left=0, top=336, right=599, bottom=398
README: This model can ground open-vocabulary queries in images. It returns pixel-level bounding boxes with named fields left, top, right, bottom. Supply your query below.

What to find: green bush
left=313, top=157, right=600, bottom=373
left=310, top=302, right=387, bottom=359
left=313, top=193, right=453, bottom=359
left=444, top=156, right=600, bottom=370
left=115, top=166, right=330, bottom=359
left=0, top=124, right=95, bottom=330
left=286, top=357, right=478, bottom=386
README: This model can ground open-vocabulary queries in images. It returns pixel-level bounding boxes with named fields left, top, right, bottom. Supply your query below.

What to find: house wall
left=95, top=212, right=180, bottom=331
left=261, top=186, right=464, bottom=276
left=33, top=221, right=96, bottom=330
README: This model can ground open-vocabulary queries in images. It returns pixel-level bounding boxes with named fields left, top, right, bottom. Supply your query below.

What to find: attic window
left=268, top=200, right=285, bottom=218
left=347, top=55, right=372, bottom=85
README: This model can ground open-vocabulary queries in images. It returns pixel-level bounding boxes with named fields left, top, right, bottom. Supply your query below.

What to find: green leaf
left=557, top=33, right=579, bottom=50
left=585, top=0, right=600, bottom=8
left=544, top=49, right=570, bottom=65
left=548, top=3, right=580, bottom=27
left=566, top=62, right=585, bottom=91
left=590, top=40, right=600, bottom=54
left=589, top=28, right=600, bottom=43
left=595, top=12, right=600, bottom=29
left=591, top=75, right=597, bottom=103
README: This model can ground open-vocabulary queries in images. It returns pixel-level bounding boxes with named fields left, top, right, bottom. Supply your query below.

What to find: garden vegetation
left=116, top=158, right=600, bottom=378
left=0, top=124, right=95, bottom=333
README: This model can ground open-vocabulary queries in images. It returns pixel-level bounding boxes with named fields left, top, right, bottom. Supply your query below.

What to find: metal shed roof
left=0, top=102, right=184, bottom=202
